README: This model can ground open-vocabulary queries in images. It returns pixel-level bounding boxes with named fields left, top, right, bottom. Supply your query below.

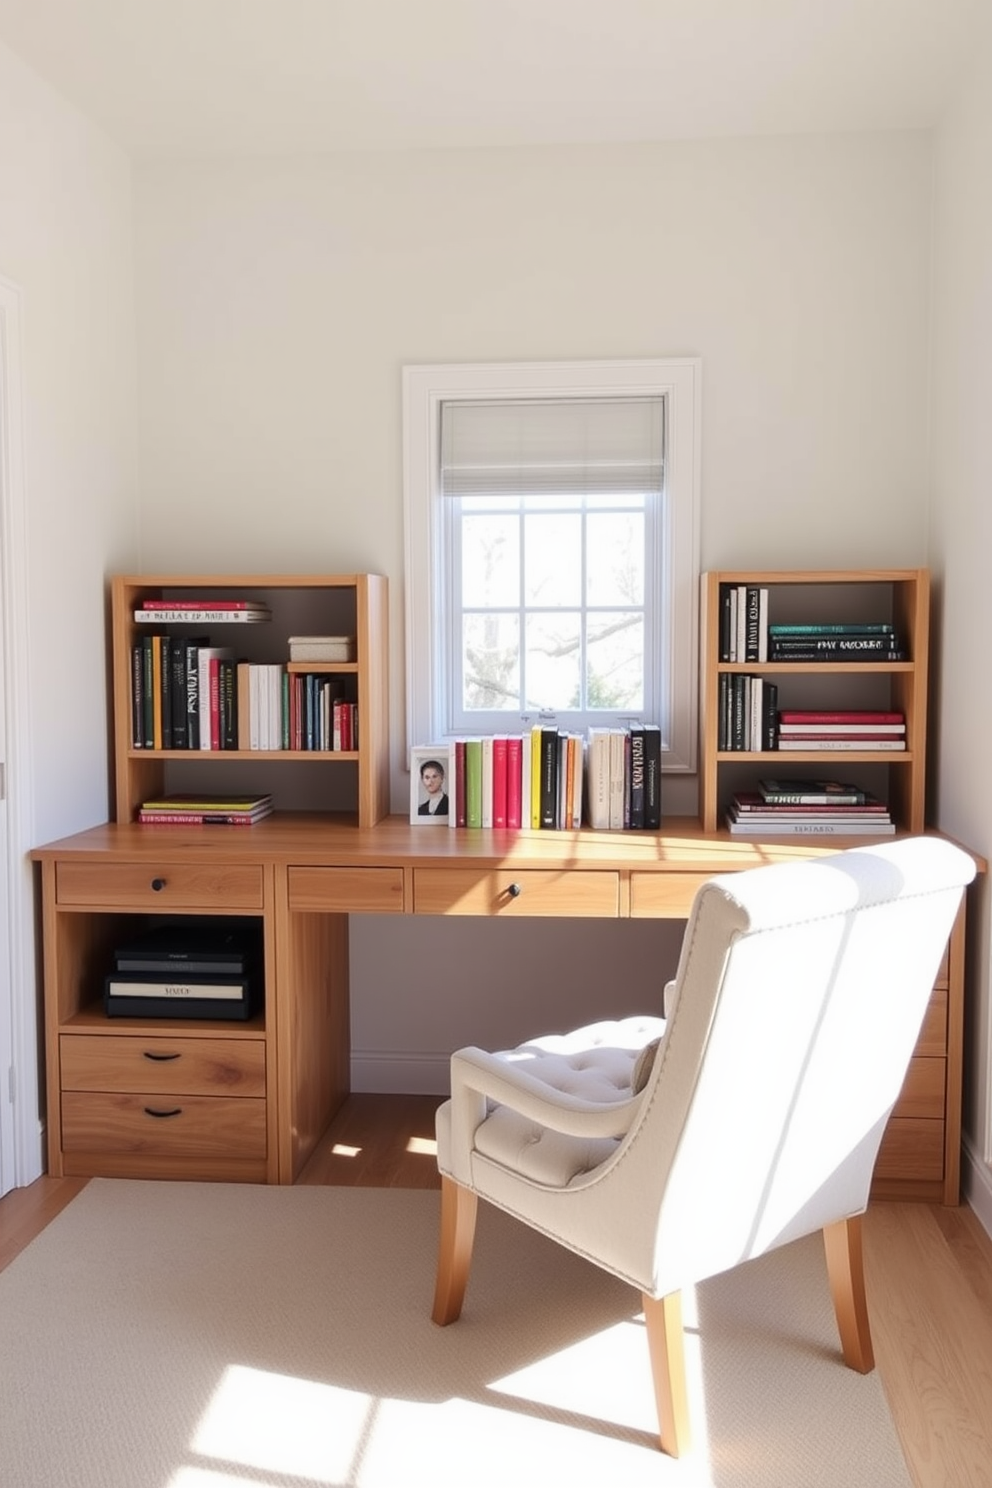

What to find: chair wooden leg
left=432, top=1176, right=479, bottom=1325
left=823, top=1214, right=875, bottom=1373
left=642, top=1290, right=691, bottom=1457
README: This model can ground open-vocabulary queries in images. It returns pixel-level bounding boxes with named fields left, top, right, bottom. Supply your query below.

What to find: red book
left=778, top=710, right=903, bottom=723
left=506, top=736, right=523, bottom=829
left=142, top=598, right=267, bottom=610
left=492, top=737, right=508, bottom=828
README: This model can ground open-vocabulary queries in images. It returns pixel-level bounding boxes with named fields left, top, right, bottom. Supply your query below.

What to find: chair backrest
left=617, top=837, right=975, bottom=1297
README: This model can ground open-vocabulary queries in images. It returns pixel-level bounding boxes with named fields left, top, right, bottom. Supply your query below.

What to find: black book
left=141, top=635, right=155, bottom=749
left=170, top=639, right=188, bottom=748
left=159, top=635, right=173, bottom=750
left=131, top=642, right=144, bottom=749
left=113, top=923, right=258, bottom=975
left=643, top=724, right=662, bottom=828
left=628, top=727, right=646, bottom=828
left=183, top=635, right=210, bottom=750
left=762, top=680, right=779, bottom=751
left=540, top=727, right=560, bottom=829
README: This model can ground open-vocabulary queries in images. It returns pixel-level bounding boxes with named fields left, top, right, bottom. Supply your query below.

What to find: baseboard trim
left=962, top=1133, right=992, bottom=1241
left=351, top=1051, right=450, bottom=1095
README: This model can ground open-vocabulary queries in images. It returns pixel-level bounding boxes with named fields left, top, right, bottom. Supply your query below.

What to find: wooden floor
left=3, top=1094, right=992, bottom=1487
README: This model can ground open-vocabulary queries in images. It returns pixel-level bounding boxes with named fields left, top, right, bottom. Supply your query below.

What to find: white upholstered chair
left=431, top=836, right=976, bottom=1456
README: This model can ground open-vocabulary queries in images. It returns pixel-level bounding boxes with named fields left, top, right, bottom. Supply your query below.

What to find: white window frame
left=402, top=358, right=701, bottom=771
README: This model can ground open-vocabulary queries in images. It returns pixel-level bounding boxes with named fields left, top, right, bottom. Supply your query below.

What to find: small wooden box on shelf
left=699, top=568, right=929, bottom=835
left=111, top=573, right=390, bottom=828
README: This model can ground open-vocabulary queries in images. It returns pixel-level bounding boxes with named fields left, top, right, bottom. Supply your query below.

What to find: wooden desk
left=32, top=815, right=978, bottom=1202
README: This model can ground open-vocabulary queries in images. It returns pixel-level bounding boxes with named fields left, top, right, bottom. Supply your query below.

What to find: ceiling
left=0, top=0, right=982, bottom=161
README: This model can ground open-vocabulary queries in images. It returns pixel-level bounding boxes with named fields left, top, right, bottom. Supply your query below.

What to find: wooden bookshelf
left=699, top=568, right=929, bottom=834
left=111, top=573, right=389, bottom=828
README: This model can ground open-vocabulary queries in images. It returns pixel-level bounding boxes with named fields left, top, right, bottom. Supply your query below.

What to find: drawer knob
left=150, top=877, right=166, bottom=892
left=144, top=1106, right=182, bottom=1119
left=507, top=882, right=522, bottom=898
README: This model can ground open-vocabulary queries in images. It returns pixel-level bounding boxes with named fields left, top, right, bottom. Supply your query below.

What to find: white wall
left=931, top=15, right=992, bottom=1230
left=0, top=38, right=138, bottom=1180
left=132, top=132, right=936, bottom=1081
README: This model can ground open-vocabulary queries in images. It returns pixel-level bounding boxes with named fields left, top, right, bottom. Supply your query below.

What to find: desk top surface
left=33, top=814, right=978, bottom=873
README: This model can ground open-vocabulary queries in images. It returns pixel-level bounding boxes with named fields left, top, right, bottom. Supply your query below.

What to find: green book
left=464, top=739, right=483, bottom=828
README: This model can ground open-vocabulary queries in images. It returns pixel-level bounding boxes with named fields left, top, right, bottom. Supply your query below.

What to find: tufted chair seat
left=445, top=1015, right=666, bottom=1188
left=430, top=837, right=977, bottom=1457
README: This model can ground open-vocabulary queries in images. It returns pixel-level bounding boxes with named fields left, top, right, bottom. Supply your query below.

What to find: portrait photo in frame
left=410, top=745, right=451, bottom=825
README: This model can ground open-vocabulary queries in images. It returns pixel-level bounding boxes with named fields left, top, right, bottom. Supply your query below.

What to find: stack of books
left=137, top=792, right=274, bottom=826
left=776, top=709, right=906, bottom=752
left=134, top=598, right=272, bottom=624
left=725, top=779, right=895, bottom=836
left=766, top=622, right=905, bottom=661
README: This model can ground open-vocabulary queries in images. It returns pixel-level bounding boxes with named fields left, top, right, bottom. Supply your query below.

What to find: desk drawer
left=630, top=873, right=711, bottom=918
left=56, top=861, right=264, bottom=910
left=61, top=1034, right=266, bottom=1097
left=288, top=866, right=404, bottom=914
left=413, top=868, right=619, bottom=917
left=61, top=1091, right=267, bottom=1158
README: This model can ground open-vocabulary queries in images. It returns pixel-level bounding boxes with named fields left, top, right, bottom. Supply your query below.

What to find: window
left=403, top=359, right=700, bottom=770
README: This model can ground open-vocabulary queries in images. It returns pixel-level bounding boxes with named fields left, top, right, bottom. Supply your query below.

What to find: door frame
left=0, top=274, right=40, bottom=1194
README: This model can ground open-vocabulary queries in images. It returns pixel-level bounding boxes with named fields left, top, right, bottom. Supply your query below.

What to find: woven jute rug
left=0, top=1178, right=911, bottom=1487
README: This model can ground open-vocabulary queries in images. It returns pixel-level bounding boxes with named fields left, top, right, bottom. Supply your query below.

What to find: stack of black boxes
left=105, top=922, right=261, bottom=1020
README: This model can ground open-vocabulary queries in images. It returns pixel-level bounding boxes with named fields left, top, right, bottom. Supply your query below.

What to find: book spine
left=465, top=739, right=483, bottom=828
left=481, top=736, right=494, bottom=828
left=454, top=739, right=467, bottom=828
left=768, top=635, right=903, bottom=654
left=137, top=812, right=264, bottom=825
left=643, top=726, right=662, bottom=828
left=776, top=738, right=905, bottom=750
left=170, top=640, right=188, bottom=748
left=135, top=608, right=270, bottom=624
left=767, top=623, right=894, bottom=635
left=628, top=727, right=645, bottom=827
left=530, top=726, right=543, bottom=829
left=131, top=643, right=144, bottom=749
left=539, top=728, right=559, bottom=829
left=745, top=585, right=760, bottom=662
left=492, top=736, right=508, bottom=828
left=141, top=599, right=266, bottom=611
left=505, top=736, right=522, bottom=829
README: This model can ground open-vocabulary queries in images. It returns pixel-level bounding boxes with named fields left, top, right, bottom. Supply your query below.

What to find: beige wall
left=931, top=14, right=992, bottom=1226
left=131, top=132, right=937, bottom=1084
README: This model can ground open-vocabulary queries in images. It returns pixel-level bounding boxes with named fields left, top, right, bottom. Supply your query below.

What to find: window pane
left=524, top=612, right=581, bottom=710
left=524, top=513, right=581, bottom=606
left=587, top=613, right=644, bottom=709
left=462, top=612, right=520, bottom=711
left=587, top=512, right=645, bottom=606
left=462, top=512, right=520, bottom=607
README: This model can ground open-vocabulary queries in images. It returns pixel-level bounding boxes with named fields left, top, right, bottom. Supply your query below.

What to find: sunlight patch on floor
left=331, top=1142, right=362, bottom=1157
left=181, top=1364, right=374, bottom=1483
left=406, top=1134, right=437, bottom=1155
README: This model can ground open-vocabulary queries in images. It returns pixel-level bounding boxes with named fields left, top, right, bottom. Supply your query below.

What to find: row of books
left=725, top=779, right=895, bottom=837
left=718, top=687, right=908, bottom=753
left=137, top=792, right=274, bottom=826
left=130, top=637, right=357, bottom=752
left=437, top=723, right=662, bottom=831
left=719, top=584, right=906, bottom=662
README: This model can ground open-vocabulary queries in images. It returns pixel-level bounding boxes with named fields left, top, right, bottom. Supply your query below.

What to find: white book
left=757, top=588, right=769, bottom=662
left=609, top=728, right=625, bottom=830
left=135, top=608, right=270, bottom=624
left=447, top=738, right=460, bottom=830
left=585, top=728, right=612, bottom=829
left=726, top=816, right=897, bottom=836
left=776, top=738, right=906, bottom=751
left=481, top=736, right=494, bottom=828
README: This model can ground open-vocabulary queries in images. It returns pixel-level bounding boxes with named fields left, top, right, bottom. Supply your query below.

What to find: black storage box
left=104, top=923, right=261, bottom=1019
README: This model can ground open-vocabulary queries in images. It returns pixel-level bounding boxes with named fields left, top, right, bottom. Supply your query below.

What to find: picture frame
left=410, top=745, right=451, bottom=825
